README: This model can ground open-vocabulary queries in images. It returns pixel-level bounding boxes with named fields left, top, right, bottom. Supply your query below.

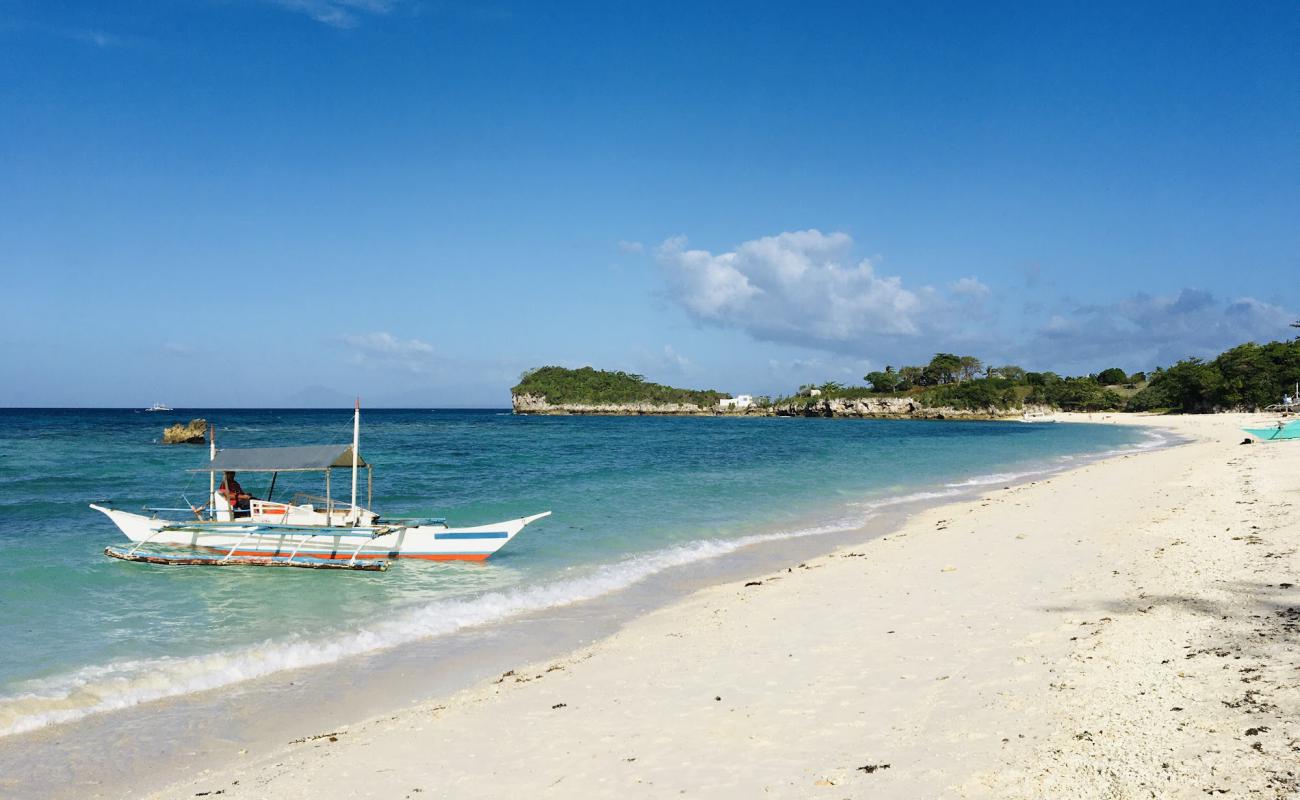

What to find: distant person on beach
left=219, top=471, right=252, bottom=513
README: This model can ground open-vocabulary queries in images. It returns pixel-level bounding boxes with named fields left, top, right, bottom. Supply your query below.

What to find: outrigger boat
left=93, top=402, right=550, bottom=571
left=1242, top=418, right=1300, bottom=442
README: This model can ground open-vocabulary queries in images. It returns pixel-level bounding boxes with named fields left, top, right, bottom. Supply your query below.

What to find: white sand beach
left=148, top=413, right=1300, bottom=799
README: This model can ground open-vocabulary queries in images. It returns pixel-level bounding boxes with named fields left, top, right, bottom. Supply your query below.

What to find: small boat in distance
left=144, top=402, right=173, bottom=412
left=94, top=402, right=550, bottom=570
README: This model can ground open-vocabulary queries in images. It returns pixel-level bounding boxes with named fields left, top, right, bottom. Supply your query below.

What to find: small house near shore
left=718, top=394, right=754, bottom=410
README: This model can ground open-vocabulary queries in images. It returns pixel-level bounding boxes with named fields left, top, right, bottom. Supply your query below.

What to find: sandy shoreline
left=117, top=412, right=1296, bottom=799
left=0, top=413, right=1279, bottom=800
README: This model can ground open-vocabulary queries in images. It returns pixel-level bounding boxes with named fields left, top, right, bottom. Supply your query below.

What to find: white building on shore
left=718, top=394, right=754, bottom=410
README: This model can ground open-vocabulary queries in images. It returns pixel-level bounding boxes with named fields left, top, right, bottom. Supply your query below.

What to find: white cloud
left=1028, top=288, right=1294, bottom=370
left=657, top=345, right=691, bottom=371
left=626, top=345, right=694, bottom=379
left=15, top=21, right=135, bottom=48
left=654, top=228, right=1296, bottom=374
left=341, top=332, right=435, bottom=373
left=269, top=0, right=401, bottom=28
left=766, top=355, right=872, bottom=382
left=70, top=29, right=126, bottom=47
left=657, top=230, right=951, bottom=353
left=617, top=240, right=645, bottom=254
left=949, top=276, right=990, bottom=298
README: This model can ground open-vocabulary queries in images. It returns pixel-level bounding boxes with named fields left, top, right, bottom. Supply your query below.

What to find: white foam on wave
left=0, top=516, right=866, bottom=739
left=944, top=469, right=1042, bottom=488
left=858, top=426, right=1174, bottom=509
left=848, top=487, right=964, bottom=510
left=1091, top=427, right=1171, bottom=458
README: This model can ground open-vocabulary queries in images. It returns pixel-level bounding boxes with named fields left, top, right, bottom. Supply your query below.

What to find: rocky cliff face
left=772, top=397, right=1041, bottom=420
left=512, top=392, right=1042, bottom=419
left=511, top=393, right=718, bottom=416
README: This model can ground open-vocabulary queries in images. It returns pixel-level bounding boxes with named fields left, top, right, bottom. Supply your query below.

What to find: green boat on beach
left=1243, top=419, right=1300, bottom=441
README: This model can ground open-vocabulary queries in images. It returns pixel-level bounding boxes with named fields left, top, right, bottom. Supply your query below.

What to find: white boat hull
left=91, top=505, right=549, bottom=562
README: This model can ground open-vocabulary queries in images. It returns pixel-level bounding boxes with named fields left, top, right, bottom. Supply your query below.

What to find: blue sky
left=2, top=0, right=1297, bottom=407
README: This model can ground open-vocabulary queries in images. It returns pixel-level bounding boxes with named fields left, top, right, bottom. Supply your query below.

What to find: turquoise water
left=0, top=408, right=1152, bottom=736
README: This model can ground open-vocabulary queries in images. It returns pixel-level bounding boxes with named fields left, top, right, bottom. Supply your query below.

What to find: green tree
left=957, top=356, right=984, bottom=382
left=864, top=371, right=901, bottom=393
left=924, top=353, right=962, bottom=385
left=898, top=365, right=923, bottom=390
left=1126, top=359, right=1219, bottom=412
left=921, top=379, right=1018, bottom=410
left=1096, top=367, right=1128, bottom=385
left=1028, top=376, right=1124, bottom=411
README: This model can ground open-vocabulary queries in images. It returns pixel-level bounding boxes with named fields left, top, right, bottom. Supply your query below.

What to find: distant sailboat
left=145, top=403, right=173, bottom=412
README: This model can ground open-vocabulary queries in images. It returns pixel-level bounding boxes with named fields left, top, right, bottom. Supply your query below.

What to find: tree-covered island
left=512, top=366, right=730, bottom=413
left=512, top=338, right=1300, bottom=417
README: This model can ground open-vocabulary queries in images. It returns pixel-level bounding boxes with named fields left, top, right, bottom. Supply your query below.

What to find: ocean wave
left=1092, top=428, right=1171, bottom=458
left=0, top=516, right=865, bottom=738
left=944, top=470, right=1042, bottom=488
left=848, top=487, right=964, bottom=510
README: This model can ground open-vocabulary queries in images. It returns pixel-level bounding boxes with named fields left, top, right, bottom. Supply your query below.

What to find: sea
left=0, top=408, right=1160, bottom=792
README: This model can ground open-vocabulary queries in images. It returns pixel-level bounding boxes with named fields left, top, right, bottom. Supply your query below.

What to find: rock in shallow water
left=162, top=419, right=206, bottom=444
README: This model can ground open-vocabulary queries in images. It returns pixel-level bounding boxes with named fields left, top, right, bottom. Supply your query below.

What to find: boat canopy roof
left=191, top=445, right=368, bottom=473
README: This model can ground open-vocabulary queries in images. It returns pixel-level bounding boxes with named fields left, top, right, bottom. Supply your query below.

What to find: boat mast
left=350, top=398, right=360, bottom=519
left=208, top=423, right=216, bottom=520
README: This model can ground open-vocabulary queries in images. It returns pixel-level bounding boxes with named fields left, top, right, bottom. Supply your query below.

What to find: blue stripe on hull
left=433, top=531, right=509, bottom=540
left=194, top=546, right=495, bottom=558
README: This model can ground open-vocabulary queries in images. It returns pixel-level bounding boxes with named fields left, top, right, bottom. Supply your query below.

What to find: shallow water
left=0, top=408, right=1153, bottom=739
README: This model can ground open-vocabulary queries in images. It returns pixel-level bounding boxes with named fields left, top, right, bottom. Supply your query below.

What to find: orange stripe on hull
left=407, top=553, right=491, bottom=561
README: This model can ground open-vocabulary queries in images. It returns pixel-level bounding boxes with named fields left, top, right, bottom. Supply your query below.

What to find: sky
left=2, top=0, right=1297, bottom=407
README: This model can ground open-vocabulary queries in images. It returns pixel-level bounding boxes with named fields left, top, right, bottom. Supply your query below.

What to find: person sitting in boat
left=219, top=471, right=252, bottom=516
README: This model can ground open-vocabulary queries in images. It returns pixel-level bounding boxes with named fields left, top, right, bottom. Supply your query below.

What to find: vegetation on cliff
left=1126, top=340, right=1300, bottom=412
left=833, top=338, right=1300, bottom=414
left=1025, top=376, right=1127, bottom=412
left=514, top=336, right=1299, bottom=416
left=768, top=353, right=1136, bottom=413
left=513, top=366, right=728, bottom=407
left=785, top=337, right=1299, bottom=415
left=919, top=378, right=1023, bottom=411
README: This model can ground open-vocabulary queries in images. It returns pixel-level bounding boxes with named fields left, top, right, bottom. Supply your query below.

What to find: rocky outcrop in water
left=162, top=419, right=207, bottom=444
